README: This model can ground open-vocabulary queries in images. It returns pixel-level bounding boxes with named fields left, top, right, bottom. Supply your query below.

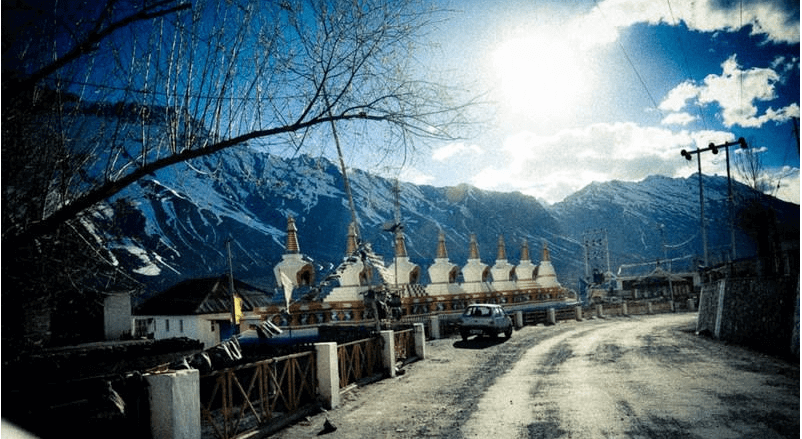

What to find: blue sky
left=389, top=0, right=800, bottom=204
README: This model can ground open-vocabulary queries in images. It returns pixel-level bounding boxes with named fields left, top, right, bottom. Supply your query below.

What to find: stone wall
left=697, top=276, right=798, bottom=357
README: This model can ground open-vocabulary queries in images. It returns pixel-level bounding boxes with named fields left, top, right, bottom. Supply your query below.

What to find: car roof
left=467, top=303, right=501, bottom=308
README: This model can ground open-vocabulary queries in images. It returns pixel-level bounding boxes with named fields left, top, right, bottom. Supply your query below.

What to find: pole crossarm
left=681, top=137, right=747, bottom=159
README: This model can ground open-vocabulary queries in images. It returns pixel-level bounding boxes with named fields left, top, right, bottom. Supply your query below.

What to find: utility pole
left=226, top=238, right=238, bottom=333
left=681, top=137, right=747, bottom=266
left=793, top=117, right=800, bottom=155
left=659, top=224, right=674, bottom=303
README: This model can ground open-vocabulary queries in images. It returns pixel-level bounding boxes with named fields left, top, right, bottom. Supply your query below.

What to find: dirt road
left=272, top=313, right=799, bottom=438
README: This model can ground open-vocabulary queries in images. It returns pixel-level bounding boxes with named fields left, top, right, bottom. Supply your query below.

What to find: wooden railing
left=337, top=337, right=383, bottom=389
left=393, top=328, right=416, bottom=362
left=200, top=351, right=317, bottom=439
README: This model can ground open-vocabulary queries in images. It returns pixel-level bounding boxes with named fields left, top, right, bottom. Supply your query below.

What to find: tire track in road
left=460, top=323, right=608, bottom=438
left=462, top=315, right=704, bottom=438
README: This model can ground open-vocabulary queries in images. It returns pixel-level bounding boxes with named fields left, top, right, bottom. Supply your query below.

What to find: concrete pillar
left=596, top=304, right=603, bottom=318
left=647, top=302, right=653, bottom=314
left=315, top=342, right=339, bottom=409
left=380, top=330, right=396, bottom=378
left=146, top=369, right=200, bottom=439
left=575, top=306, right=583, bottom=321
left=622, top=302, right=628, bottom=316
left=515, top=311, right=524, bottom=328
left=547, top=308, right=556, bottom=325
left=687, top=298, right=695, bottom=312
left=413, top=323, right=426, bottom=360
left=428, top=315, right=440, bottom=340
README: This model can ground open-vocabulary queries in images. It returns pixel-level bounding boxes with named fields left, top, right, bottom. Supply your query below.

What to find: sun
left=492, top=33, right=592, bottom=119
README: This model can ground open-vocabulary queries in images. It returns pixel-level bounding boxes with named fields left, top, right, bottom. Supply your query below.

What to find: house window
left=211, top=321, right=215, bottom=332
left=165, top=319, right=170, bottom=332
left=179, top=319, right=184, bottom=333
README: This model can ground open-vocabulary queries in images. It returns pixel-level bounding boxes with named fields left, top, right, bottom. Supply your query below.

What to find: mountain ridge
left=86, top=143, right=797, bottom=302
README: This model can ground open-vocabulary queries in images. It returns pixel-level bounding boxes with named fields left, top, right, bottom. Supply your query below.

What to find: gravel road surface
left=272, top=313, right=799, bottom=438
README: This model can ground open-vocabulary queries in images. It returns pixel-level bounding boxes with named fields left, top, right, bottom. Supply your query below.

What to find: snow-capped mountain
left=91, top=143, right=797, bottom=300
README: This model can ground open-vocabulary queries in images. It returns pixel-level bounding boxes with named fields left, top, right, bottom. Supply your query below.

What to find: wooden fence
left=394, top=328, right=416, bottom=363
left=337, top=337, right=383, bottom=389
left=200, top=351, right=317, bottom=439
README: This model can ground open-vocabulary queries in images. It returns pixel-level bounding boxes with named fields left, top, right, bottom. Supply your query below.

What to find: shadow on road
left=453, top=336, right=510, bottom=349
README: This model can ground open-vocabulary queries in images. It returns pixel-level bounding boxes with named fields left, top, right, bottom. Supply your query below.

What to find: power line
left=664, top=0, right=710, bottom=130
left=589, top=0, right=664, bottom=120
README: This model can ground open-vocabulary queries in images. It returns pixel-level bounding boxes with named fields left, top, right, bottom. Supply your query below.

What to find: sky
left=389, top=0, right=800, bottom=205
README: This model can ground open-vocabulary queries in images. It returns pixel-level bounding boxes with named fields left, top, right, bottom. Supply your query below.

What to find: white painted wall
left=134, top=314, right=227, bottom=349
left=104, top=293, right=132, bottom=340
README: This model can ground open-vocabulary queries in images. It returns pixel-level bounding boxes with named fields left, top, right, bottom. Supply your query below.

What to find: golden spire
left=520, top=240, right=530, bottom=261
left=469, top=233, right=480, bottom=260
left=394, top=229, right=408, bottom=258
left=436, top=231, right=448, bottom=259
left=542, top=241, right=551, bottom=262
left=496, top=234, right=507, bottom=260
left=286, top=216, right=299, bottom=253
left=346, top=221, right=358, bottom=255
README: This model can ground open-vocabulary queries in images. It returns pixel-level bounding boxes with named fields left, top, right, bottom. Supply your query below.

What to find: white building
left=133, top=276, right=272, bottom=348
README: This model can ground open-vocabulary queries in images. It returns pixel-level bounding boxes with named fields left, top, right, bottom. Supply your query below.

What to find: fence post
left=413, top=323, right=426, bottom=360
left=145, top=369, right=200, bottom=439
left=622, top=302, right=628, bottom=316
left=687, top=298, right=696, bottom=312
left=429, top=315, right=440, bottom=340
left=515, top=311, right=524, bottom=328
left=547, top=308, right=556, bottom=325
left=315, top=342, right=339, bottom=410
left=670, top=301, right=675, bottom=312
left=596, top=304, right=604, bottom=318
left=575, top=306, right=582, bottom=321
left=647, top=302, right=653, bottom=314
left=380, top=330, right=396, bottom=378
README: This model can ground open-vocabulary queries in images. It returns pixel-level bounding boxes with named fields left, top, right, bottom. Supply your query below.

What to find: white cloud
left=398, top=166, right=435, bottom=186
left=572, top=0, right=799, bottom=46
left=659, top=55, right=799, bottom=129
left=432, top=142, right=484, bottom=162
left=661, top=112, right=696, bottom=126
left=470, top=123, right=737, bottom=204
left=659, top=82, right=699, bottom=112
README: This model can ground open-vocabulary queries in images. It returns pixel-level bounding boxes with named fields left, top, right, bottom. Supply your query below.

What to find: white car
left=458, top=304, right=513, bottom=340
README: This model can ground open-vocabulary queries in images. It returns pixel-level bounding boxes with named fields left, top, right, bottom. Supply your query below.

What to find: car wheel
left=460, top=330, right=469, bottom=341
left=505, top=326, right=512, bottom=339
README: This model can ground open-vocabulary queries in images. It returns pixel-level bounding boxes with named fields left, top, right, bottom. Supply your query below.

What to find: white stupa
left=387, top=229, right=422, bottom=295
left=426, top=231, right=463, bottom=295
left=514, top=240, right=539, bottom=290
left=323, top=222, right=372, bottom=302
left=460, top=233, right=490, bottom=294
left=490, top=234, right=516, bottom=292
left=273, top=216, right=315, bottom=308
left=534, top=242, right=562, bottom=288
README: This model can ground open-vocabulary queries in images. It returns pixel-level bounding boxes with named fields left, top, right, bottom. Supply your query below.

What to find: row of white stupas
left=273, top=217, right=562, bottom=303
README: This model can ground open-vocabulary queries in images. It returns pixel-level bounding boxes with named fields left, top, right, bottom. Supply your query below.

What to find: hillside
left=87, top=144, right=797, bottom=300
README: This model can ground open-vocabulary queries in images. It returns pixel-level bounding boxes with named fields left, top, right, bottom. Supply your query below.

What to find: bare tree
left=2, top=0, right=479, bottom=346
left=733, top=138, right=796, bottom=198
left=732, top=139, right=796, bottom=275
left=3, top=0, right=478, bottom=248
